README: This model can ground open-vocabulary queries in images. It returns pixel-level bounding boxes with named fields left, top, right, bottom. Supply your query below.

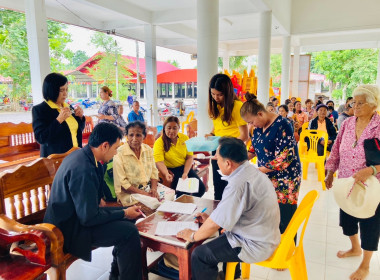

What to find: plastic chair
left=226, top=190, right=320, bottom=280
left=181, top=111, right=195, bottom=133
left=298, top=129, right=329, bottom=190
left=301, top=122, right=309, bottom=131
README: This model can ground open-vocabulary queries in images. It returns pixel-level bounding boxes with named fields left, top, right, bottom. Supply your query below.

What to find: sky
left=65, top=25, right=197, bottom=69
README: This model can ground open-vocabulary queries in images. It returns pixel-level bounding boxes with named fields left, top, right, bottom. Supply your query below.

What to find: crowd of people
left=31, top=72, right=379, bottom=280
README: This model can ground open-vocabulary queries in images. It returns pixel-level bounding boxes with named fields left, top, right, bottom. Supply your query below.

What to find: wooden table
left=136, top=195, right=219, bottom=280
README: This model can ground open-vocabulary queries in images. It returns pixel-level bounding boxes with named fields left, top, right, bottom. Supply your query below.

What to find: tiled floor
left=63, top=164, right=380, bottom=280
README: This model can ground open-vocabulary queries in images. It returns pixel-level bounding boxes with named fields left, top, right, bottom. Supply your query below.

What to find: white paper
left=176, top=178, right=199, bottom=193
left=155, top=221, right=199, bottom=236
left=156, top=201, right=197, bottom=215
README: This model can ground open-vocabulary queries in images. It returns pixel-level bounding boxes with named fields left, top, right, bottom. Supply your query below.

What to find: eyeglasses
left=351, top=102, right=368, bottom=108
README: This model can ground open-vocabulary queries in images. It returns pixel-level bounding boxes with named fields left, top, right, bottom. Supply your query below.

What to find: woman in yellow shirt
left=205, top=74, right=249, bottom=200
left=154, top=116, right=206, bottom=197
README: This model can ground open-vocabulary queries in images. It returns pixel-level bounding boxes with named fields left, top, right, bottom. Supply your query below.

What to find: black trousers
left=279, top=203, right=298, bottom=244
left=91, top=219, right=142, bottom=280
left=191, top=234, right=242, bottom=280
left=339, top=204, right=380, bottom=251
left=211, top=151, right=228, bottom=200
left=168, top=165, right=206, bottom=198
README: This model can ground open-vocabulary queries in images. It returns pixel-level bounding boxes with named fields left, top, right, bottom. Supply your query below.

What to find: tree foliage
left=218, top=56, right=248, bottom=73
left=270, top=54, right=282, bottom=87
left=167, top=59, right=180, bottom=68
left=71, top=50, right=89, bottom=68
left=312, top=49, right=378, bottom=98
left=0, top=9, right=73, bottom=104
left=86, top=32, right=132, bottom=100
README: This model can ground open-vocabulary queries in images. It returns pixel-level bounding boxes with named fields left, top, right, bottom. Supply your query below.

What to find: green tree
left=313, top=49, right=378, bottom=99
left=0, top=9, right=73, bottom=106
left=270, top=54, right=282, bottom=87
left=167, top=59, right=180, bottom=68
left=86, top=32, right=132, bottom=100
left=71, top=50, right=89, bottom=68
left=218, top=56, right=248, bottom=73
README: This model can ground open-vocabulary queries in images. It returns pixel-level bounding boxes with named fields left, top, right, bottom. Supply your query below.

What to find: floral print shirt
left=249, top=116, right=301, bottom=204
left=98, top=100, right=127, bottom=128
left=325, top=113, right=380, bottom=181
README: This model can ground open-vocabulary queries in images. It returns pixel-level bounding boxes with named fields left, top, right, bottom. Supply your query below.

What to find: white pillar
left=197, top=0, right=219, bottom=136
left=135, top=40, right=141, bottom=101
left=172, top=82, right=175, bottom=100
left=25, top=0, right=51, bottom=105
left=281, top=36, right=291, bottom=102
left=144, top=24, right=158, bottom=126
left=257, top=11, right=272, bottom=104
left=292, top=46, right=300, bottom=98
left=222, top=53, right=229, bottom=72
left=86, top=84, right=91, bottom=98
left=184, top=82, right=188, bottom=98
left=377, top=44, right=380, bottom=86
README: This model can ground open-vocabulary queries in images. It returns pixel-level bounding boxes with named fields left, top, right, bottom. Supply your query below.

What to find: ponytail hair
left=101, top=86, right=113, bottom=97
left=240, top=93, right=266, bottom=117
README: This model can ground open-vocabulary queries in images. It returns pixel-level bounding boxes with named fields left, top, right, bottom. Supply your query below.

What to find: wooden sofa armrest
left=0, top=214, right=65, bottom=266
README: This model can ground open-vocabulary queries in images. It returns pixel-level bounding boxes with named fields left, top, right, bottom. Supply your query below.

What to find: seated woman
left=113, top=121, right=159, bottom=206
left=153, top=116, right=206, bottom=198
left=97, top=86, right=127, bottom=129
left=308, top=104, right=337, bottom=155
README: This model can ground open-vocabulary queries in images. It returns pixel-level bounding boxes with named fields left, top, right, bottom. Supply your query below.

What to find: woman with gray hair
left=325, top=84, right=380, bottom=280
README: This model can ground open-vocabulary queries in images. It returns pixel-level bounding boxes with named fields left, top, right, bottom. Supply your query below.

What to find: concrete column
left=292, top=46, right=300, bottom=98
left=144, top=24, right=158, bottom=126
left=281, top=36, right=291, bottom=102
left=257, top=11, right=272, bottom=104
left=377, top=44, right=380, bottom=86
left=135, top=40, right=141, bottom=101
left=172, top=82, right=175, bottom=100
left=25, top=0, right=51, bottom=105
left=197, top=0, right=219, bottom=136
left=184, top=82, right=188, bottom=98
left=86, top=84, right=91, bottom=98
left=222, top=53, right=229, bottom=73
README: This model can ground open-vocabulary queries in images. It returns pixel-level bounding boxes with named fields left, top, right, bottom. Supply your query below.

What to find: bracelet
left=190, top=232, right=196, bottom=242
left=370, top=165, right=378, bottom=176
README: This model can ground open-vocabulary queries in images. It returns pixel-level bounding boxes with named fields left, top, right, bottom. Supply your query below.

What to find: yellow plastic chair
left=298, top=129, right=328, bottom=190
left=301, top=122, right=309, bottom=131
left=226, top=190, right=320, bottom=280
left=181, top=111, right=195, bottom=133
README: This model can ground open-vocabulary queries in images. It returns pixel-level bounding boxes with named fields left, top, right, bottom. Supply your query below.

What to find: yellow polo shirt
left=46, top=100, right=78, bottom=148
left=213, top=100, right=247, bottom=137
left=153, top=133, right=193, bottom=168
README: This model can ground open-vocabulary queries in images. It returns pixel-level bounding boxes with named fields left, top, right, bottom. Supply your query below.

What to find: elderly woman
left=325, top=85, right=380, bottom=280
left=154, top=116, right=206, bottom=198
left=113, top=121, right=159, bottom=206
left=32, top=73, right=85, bottom=157
left=98, top=86, right=127, bottom=128
left=308, top=104, right=337, bottom=156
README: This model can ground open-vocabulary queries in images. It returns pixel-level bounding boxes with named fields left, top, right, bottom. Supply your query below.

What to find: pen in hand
left=138, top=209, right=146, bottom=218
left=193, top=207, right=207, bottom=219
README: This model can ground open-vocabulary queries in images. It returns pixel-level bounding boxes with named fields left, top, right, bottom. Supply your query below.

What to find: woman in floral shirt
left=98, top=86, right=127, bottom=129
left=241, top=94, right=301, bottom=234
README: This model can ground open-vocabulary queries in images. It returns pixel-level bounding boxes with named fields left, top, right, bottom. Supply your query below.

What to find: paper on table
left=155, top=221, right=199, bottom=236
left=156, top=201, right=197, bottom=215
left=176, top=178, right=199, bottom=193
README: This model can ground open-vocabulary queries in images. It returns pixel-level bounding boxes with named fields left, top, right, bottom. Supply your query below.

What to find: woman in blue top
left=97, top=86, right=127, bottom=128
left=241, top=93, right=301, bottom=234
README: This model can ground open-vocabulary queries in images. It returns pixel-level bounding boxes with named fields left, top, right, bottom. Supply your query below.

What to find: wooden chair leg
left=225, top=262, right=239, bottom=280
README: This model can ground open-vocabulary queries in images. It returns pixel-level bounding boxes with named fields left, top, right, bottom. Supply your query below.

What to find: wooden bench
left=0, top=122, right=40, bottom=162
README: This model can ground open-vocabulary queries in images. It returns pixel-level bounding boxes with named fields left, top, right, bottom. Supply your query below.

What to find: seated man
left=44, top=122, right=143, bottom=280
left=177, top=137, right=281, bottom=280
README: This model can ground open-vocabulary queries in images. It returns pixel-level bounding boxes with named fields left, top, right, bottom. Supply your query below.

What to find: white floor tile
left=304, top=223, right=327, bottom=243
left=306, top=262, right=326, bottom=280
left=248, top=264, right=270, bottom=279
left=66, top=261, right=107, bottom=280
left=325, top=265, right=380, bottom=280
left=326, top=226, right=351, bottom=247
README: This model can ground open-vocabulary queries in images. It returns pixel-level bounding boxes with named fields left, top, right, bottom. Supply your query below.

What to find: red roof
left=64, top=52, right=178, bottom=80
left=157, top=69, right=197, bottom=83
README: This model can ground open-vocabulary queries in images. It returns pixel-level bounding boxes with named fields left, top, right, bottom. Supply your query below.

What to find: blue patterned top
left=128, top=110, right=144, bottom=122
left=98, top=100, right=127, bottom=128
left=248, top=116, right=301, bottom=204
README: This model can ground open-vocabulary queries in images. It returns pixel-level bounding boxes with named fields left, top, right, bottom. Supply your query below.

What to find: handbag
left=363, top=138, right=380, bottom=166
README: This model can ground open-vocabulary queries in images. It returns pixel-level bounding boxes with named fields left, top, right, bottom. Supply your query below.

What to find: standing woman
left=325, top=85, right=380, bottom=280
left=32, top=73, right=85, bottom=157
left=304, top=99, right=316, bottom=121
left=97, top=86, right=127, bottom=128
left=154, top=116, right=206, bottom=198
left=241, top=93, right=301, bottom=234
left=294, top=100, right=309, bottom=129
left=205, top=74, right=248, bottom=200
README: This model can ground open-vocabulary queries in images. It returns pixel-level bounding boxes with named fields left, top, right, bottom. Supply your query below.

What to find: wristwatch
left=190, top=232, right=196, bottom=242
